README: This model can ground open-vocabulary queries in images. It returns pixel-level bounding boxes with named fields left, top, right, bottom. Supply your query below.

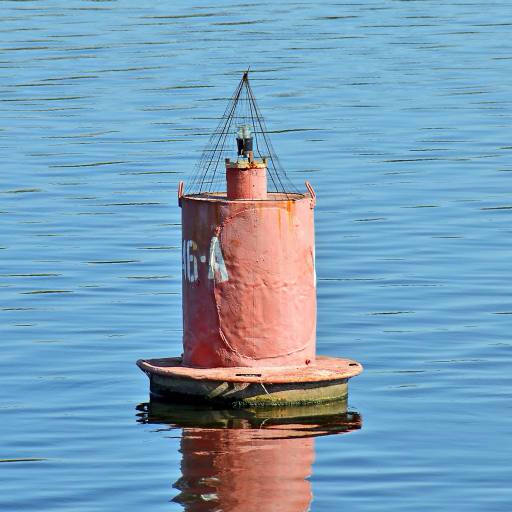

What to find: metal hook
left=305, top=180, right=316, bottom=208
left=178, top=180, right=184, bottom=207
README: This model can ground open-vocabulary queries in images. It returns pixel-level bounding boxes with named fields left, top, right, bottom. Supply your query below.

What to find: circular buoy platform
left=137, top=356, right=363, bottom=407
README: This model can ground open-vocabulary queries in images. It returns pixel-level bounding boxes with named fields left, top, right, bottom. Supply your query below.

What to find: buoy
left=137, top=72, right=362, bottom=406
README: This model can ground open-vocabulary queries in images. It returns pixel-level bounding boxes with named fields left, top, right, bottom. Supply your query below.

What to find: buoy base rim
left=137, top=356, right=362, bottom=407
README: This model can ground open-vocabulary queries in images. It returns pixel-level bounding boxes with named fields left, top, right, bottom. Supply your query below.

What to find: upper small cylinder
left=226, top=159, right=267, bottom=200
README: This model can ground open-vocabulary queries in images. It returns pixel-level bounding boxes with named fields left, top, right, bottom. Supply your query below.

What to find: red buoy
left=138, top=72, right=362, bottom=406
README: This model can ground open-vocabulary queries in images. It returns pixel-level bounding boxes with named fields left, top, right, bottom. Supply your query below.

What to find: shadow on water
left=136, top=400, right=362, bottom=511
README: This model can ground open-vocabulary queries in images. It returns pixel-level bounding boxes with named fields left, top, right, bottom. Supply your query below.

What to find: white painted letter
left=208, top=236, right=228, bottom=283
left=187, top=240, right=198, bottom=283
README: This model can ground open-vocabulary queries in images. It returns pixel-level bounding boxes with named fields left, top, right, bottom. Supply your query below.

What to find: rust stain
left=285, top=199, right=294, bottom=230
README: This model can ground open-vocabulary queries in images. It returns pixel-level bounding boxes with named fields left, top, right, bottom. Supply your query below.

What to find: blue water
left=1, top=1, right=512, bottom=510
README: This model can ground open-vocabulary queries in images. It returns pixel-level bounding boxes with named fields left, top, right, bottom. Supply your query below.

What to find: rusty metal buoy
left=137, top=72, right=362, bottom=406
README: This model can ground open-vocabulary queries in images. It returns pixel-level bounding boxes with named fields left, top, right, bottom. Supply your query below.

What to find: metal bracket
left=305, top=181, right=316, bottom=209
left=178, top=181, right=184, bottom=207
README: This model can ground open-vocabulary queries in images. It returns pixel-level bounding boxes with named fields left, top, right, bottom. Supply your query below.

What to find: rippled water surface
left=1, top=1, right=512, bottom=511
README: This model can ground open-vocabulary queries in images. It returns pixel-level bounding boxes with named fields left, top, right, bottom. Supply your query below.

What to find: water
left=1, top=1, right=511, bottom=510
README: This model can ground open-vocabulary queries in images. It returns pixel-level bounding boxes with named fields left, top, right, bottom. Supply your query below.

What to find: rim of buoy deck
left=137, top=356, right=362, bottom=384
left=137, top=356, right=363, bottom=407
left=181, top=191, right=309, bottom=202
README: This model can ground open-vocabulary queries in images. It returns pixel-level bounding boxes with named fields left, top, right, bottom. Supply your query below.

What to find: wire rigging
left=187, top=72, right=298, bottom=196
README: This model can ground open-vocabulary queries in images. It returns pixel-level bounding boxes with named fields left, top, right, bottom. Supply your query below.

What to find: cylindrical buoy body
left=181, top=193, right=316, bottom=368
left=226, top=160, right=267, bottom=200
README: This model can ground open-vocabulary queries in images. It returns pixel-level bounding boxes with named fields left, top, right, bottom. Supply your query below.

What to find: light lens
left=237, top=124, right=251, bottom=139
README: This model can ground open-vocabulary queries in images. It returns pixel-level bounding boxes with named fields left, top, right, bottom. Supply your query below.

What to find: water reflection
left=137, top=400, right=362, bottom=511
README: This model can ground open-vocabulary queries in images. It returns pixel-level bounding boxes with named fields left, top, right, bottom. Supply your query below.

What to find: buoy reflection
left=137, top=400, right=362, bottom=512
